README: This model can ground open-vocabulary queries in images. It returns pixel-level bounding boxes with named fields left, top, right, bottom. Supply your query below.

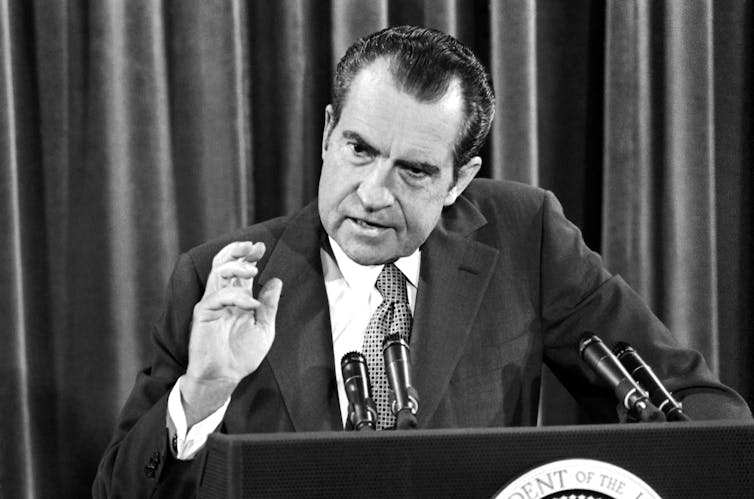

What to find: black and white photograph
left=1, top=1, right=752, bottom=497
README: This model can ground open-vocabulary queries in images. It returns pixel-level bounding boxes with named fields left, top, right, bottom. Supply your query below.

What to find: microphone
left=613, top=342, right=690, bottom=422
left=340, top=352, right=377, bottom=431
left=382, top=333, right=418, bottom=429
left=578, top=333, right=665, bottom=423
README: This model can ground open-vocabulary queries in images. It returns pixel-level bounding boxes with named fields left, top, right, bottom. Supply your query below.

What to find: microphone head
left=340, top=351, right=377, bottom=430
left=341, top=351, right=367, bottom=369
left=382, top=332, right=407, bottom=350
left=381, top=332, right=418, bottom=420
left=341, top=351, right=371, bottom=391
left=578, top=332, right=601, bottom=359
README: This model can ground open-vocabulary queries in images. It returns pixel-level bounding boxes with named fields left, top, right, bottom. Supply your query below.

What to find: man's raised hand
left=181, top=241, right=282, bottom=425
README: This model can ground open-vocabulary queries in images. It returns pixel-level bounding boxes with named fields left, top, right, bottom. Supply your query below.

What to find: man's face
left=318, top=59, right=480, bottom=265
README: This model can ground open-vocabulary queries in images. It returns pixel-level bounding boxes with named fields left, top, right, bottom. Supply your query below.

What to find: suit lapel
left=257, top=203, right=342, bottom=431
left=254, top=194, right=498, bottom=430
left=411, top=197, right=499, bottom=426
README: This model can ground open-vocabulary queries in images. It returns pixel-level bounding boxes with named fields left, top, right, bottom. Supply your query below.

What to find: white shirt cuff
left=167, top=375, right=231, bottom=460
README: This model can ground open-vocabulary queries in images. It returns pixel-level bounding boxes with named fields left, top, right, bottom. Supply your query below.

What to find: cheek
left=319, top=156, right=342, bottom=197
left=400, top=198, right=444, bottom=241
left=319, top=160, right=356, bottom=214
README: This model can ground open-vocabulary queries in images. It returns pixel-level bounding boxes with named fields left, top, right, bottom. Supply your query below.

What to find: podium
left=197, top=421, right=754, bottom=498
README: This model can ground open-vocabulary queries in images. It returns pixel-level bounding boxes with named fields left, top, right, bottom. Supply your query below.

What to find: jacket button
left=144, top=452, right=161, bottom=478
left=144, top=465, right=155, bottom=478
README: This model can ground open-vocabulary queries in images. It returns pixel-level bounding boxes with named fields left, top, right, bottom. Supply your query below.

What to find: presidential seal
left=494, top=458, right=662, bottom=499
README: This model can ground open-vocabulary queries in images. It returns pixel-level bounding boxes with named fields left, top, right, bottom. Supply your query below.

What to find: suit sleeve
left=92, top=253, right=207, bottom=498
left=537, top=190, right=752, bottom=422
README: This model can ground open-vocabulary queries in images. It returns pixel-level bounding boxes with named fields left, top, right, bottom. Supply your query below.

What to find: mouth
left=348, top=217, right=390, bottom=232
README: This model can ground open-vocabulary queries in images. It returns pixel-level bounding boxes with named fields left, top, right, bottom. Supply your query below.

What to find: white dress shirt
left=324, top=236, right=420, bottom=425
left=167, top=236, right=420, bottom=459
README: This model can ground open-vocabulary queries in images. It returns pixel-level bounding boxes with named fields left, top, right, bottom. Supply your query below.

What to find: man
left=93, top=26, right=751, bottom=498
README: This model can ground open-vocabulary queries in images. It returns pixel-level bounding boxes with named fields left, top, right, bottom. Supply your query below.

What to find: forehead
left=337, top=60, right=465, bottom=168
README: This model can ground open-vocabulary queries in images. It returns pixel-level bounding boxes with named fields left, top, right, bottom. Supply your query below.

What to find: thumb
left=255, top=278, right=283, bottom=327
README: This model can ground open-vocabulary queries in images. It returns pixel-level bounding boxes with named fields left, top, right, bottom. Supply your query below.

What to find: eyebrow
left=396, top=159, right=441, bottom=176
left=341, top=131, right=379, bottom=156
left=341, top=130, right=442, bottom=175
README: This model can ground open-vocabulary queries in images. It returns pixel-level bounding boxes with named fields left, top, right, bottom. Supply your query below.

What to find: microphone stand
left=393, top=395, right=419, bottom=429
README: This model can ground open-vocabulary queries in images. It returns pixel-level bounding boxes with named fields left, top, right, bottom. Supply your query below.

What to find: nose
left=356, top=160, right=395, bottom=210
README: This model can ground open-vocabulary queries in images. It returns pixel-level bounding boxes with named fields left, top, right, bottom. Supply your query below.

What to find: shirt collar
left=327, top=236, right=420, bottom=291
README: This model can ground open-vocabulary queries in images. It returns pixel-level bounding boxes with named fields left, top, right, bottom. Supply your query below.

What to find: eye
left=402, top=165, right=430, bottom=179
left=347, top=141, right=371, bottom=158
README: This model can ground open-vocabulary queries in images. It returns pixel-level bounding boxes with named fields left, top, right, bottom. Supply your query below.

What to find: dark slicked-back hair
left=331, top=26, right=496, bottom=180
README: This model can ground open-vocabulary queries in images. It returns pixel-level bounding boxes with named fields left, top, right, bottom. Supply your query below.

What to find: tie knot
left=375, top=263, right=408, bottom=303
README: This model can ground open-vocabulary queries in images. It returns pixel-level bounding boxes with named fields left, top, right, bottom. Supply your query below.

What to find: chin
left=348, top=252, right=394, bottom=266
left=342, top=245, right=398, bottom=266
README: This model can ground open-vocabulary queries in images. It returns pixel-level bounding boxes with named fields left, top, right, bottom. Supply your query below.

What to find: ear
left=322, top=105, right=335, bottom=159
left=443, top=156, right=481, bottom=206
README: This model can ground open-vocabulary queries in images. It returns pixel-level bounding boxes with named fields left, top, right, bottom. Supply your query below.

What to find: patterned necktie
left=362, top=263, right=413, bottom=430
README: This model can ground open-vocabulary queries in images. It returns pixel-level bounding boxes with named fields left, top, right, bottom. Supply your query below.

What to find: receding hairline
left=331, top=57, right=469, bottom=158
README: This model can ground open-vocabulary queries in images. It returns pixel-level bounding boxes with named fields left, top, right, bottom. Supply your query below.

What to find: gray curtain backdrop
left=1, top=1, right=751, bottom=496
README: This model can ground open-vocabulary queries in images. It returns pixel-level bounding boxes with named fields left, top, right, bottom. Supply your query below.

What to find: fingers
left=200, top=286, right=259, bottom=313
left=255, top=278, right=283, bottom=327
left=201, top=242, right=281, bottom=325
left=207, top=242, right=265, bottom=295
left=214, top=260, right=259, bottom=281
left=212, top=241, right=266, bottom=267
left=196, top=278, right=281, bottom=319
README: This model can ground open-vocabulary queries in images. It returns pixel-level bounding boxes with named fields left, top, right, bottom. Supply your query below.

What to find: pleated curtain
left=1, top=1, right=751, bottom=496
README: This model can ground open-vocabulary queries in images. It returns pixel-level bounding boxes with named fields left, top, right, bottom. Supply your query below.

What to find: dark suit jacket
left=93, top=179, right=751, bottom=498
